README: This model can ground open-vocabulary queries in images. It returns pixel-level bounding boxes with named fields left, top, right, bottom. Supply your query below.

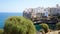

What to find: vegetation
left=0, top=29, right=3, bottom=34
left=56, top=22, right=60, bottom=30
left=40, top=23, right=49, bottom=33
left=4, top=16, right=36, bottom=34
left=39, top=29, right=45, bottom=34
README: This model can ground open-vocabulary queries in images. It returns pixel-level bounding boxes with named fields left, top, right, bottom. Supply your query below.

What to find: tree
left=56, top=22, right=60, bottom=30
left=40, top=23, right=49, bottom=33
left=4, top=16, right=36, bottom=34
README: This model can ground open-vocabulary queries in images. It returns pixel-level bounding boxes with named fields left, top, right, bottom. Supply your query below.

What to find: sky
left=0, top=0, right=60, bottom=13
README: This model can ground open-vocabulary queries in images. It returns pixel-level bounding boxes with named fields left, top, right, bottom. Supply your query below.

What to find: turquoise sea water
left=0, top=13, right=41, bottom=30
left=0, top=13, right=22, bottom=29
left=0, top=13, right=56, bottom=31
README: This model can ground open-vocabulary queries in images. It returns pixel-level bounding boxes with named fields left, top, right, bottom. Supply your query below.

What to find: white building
left=23, top=7, right=49, bottom=20
left=23, top=8, right=33, bottom=19
left=49, top=4, right=60, bottom=16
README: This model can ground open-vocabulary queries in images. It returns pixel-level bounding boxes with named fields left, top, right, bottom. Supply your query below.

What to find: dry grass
left=46, top=30, right=60, bottom=34
left=0, top=29, right=3, bottom=34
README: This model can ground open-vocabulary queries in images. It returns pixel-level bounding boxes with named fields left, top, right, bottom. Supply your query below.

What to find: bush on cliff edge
left=4, top=16, right=36, bottom=34
left=40, top=23, right=49, bottom=33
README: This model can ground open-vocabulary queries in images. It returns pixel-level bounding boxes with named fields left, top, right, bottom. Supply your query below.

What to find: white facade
left=23, top=7, right=49, bottom=20
left=23, top=4, right=60, bottom=21
left=50, top=7, right=60, bottom=16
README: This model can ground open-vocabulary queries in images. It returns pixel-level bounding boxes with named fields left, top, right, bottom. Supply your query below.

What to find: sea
left=0, top=13, right=55, bottom=31
left=0, top=13, right=22, bottom=29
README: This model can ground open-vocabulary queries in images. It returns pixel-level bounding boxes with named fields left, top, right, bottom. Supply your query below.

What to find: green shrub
left=4, top=16, right=36, bottom=34
left=40, top=29, right=44, bottom=32
left=40, top=23, right=49, bottom=33
left=56, top=22, right=60, bottom=30
left=39, top=29, right=45, bottom=34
